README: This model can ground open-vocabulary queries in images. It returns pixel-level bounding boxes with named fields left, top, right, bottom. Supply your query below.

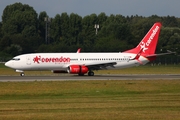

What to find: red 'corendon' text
left=41, top=57, right=70, bottom=63
left=33, top=56, right=70, bottom=63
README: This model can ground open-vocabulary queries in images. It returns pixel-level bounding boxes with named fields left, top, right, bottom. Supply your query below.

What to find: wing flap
left=84, top=62, right=117, bottom=70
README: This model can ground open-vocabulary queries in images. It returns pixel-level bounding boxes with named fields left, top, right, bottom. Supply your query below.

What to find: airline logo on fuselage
left=33, top=56, right=70, bottom=64
left=140, top=26, right=159, bottom=53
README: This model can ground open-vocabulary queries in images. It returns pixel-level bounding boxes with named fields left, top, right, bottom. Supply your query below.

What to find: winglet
left=77, top=48, right=81, bottom=53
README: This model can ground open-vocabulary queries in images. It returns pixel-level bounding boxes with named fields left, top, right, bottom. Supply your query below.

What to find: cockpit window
left=12, top=58, right=20, bottom=61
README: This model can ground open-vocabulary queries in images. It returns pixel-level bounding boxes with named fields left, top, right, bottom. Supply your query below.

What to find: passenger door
left=26, top=56, right=31, bottom=65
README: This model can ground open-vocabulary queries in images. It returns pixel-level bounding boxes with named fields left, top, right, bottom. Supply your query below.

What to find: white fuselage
left=5, top=52, right=149, bottom=72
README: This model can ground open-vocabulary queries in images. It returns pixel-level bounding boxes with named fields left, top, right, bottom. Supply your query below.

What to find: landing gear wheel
left=20, top=73, right=25, bottom=76
left=88, top=71, right=94, bottom=76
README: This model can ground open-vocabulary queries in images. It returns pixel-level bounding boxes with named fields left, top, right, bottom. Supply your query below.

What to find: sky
left=0, top=0, right=180, bottom=20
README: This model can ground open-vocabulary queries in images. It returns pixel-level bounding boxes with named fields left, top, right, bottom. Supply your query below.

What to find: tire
left=20, top=73, right=25, bottom=76
left=88, top=71, right=94, bottom=76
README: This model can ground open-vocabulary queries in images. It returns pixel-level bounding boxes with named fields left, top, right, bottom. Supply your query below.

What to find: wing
left=70, top=50, right=143, bottom=70
left=83, top=62, right=117, bottom=70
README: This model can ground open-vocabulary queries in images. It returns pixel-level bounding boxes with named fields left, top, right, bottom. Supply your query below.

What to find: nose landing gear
left=15, top=70, right=25, bottom=76
left=20, top=73, right=25, bottom=76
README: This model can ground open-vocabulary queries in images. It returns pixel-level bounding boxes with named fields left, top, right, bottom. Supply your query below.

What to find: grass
left=0, top=80, right=180, bottom=120
left=0, top=63, right=180, bottom=119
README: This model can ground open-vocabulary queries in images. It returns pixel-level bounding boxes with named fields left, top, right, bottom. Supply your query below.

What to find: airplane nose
left=5, top=61, right=11, bottom=68
left=5, top=62, right=9, bottom=67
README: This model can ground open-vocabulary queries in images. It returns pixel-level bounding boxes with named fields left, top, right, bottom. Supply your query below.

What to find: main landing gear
left=78, top=71, right=94, bottom=76
left=88, top=71, right=94, bottom=76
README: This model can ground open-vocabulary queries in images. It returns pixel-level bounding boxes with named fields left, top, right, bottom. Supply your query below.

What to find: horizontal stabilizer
left=146, top=50, right=176, bottom=57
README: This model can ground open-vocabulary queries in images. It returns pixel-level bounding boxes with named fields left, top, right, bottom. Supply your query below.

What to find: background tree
left=0, top=2, right=180, bottom=64
left=50, top=14, right=61, bottom=43
left=1, top=2, right=39, bottom=55
left=80, top=14, right=98, bottom=51
left=60, top=12, right=70, bottom=46
left=2, top=3, right=38, bottom=35
left=38, top=11, right=48, bottom=43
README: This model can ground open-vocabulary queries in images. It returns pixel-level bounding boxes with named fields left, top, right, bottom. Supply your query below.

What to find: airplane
left=5, top=22, right=175, bottom=76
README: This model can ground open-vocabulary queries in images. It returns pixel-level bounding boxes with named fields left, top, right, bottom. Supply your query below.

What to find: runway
left=0, top=74, right=180, bottom=82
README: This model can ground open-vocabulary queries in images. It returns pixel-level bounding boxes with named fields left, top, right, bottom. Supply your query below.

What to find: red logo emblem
left=33, top=56, right=41, bottom=64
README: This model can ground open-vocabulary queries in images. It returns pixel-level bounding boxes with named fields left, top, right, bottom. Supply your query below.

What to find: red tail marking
left=124, top=22, right=162, bottom=56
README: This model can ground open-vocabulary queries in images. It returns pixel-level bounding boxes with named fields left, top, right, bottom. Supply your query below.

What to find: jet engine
left=67, top=65, right=88, bottom=75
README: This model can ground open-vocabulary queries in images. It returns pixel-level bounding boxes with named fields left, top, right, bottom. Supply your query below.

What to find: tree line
left=0, top=2, right=180, bottom=62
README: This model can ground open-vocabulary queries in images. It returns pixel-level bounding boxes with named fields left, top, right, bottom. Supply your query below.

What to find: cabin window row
left=79, top=58, right=129, bottom=61
left=70, top=59, right=78, bottom=61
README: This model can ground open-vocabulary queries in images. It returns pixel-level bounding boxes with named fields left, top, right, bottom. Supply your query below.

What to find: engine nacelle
left=52, top=70, right=68, bottom=73
left=67, top=65, right=88, bottom=74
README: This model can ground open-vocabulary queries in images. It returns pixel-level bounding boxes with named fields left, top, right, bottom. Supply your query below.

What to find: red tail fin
left=124, top=22, right=162, bottom=56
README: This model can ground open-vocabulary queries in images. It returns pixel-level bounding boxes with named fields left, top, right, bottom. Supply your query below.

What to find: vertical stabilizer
left=124, top=22, right=162, bottom=56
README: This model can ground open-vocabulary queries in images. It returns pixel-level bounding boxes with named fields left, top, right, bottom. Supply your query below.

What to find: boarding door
left=26, top=56, right=31, bottom=65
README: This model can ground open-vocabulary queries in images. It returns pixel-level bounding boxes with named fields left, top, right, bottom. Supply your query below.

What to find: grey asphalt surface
left=0, top=74, right=180, bottom=82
